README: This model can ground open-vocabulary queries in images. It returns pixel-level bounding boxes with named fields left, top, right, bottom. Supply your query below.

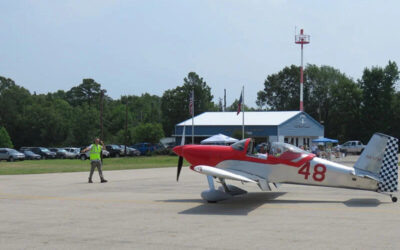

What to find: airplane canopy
left=269, top=142, right=310, bottom=160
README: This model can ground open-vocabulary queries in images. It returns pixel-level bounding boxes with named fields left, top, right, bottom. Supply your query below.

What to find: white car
left=336, top=141, right=365, bottom=155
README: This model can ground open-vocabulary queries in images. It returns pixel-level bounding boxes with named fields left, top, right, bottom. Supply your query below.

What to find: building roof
left=177, top=111, right=301, bottom=126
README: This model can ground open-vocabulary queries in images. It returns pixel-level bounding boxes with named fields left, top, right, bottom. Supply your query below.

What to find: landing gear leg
left=207, top=175, right=215, bottom=190
left=218, top=178, right=230, bottom=193
left=201, top=176, right=231, bottom=203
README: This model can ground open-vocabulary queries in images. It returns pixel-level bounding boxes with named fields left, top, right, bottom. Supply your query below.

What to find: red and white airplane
left=173, top=133, right=399, bottom=203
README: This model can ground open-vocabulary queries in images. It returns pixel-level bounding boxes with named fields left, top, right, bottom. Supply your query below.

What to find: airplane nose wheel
left=390, top=194, right=397, bottom=203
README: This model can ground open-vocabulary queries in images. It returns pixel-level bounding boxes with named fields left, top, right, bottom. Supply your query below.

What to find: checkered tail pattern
left=378, top=136, right=399, bottom=193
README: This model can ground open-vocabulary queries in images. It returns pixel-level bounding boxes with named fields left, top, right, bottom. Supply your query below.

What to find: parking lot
left=1, top=156, right=400, bottom=250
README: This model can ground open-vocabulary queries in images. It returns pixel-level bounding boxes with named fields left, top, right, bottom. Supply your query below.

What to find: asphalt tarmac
left=1, top=156, right=400, bottom=249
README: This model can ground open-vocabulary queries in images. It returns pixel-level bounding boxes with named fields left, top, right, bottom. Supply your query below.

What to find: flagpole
left=242, top=86, right=244, bottom=139
left=192, top=90, right=194, bottom=144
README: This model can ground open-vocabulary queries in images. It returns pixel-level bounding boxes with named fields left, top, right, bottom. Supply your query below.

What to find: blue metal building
left=174, top=111, right=324, bottom=147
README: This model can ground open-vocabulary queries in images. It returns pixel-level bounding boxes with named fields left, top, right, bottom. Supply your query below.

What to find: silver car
left=0, top=148, right=25, bottom=162
left=120, top=145, right=140, bottom=156
left=336, top=141, right=365, bottom=155
left=64, top=147, right=81, bottom=159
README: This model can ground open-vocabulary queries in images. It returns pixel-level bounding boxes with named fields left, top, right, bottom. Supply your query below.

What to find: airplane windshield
left=231, top=139, right=247, bottom=151
left=269, top=142, right=309, bottom=158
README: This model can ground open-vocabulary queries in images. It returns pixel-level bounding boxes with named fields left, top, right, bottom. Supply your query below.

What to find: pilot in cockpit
left=255, top=142, right=270, bottom=159
left=274, top=147, right=282, bottom=157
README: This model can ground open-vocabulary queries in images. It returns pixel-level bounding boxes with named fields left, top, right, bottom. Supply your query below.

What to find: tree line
left=0, top=73, right=218, bottom=148
left=0, top=61, right=399, bottom=148
left=256, top=61, right=400, bottom=143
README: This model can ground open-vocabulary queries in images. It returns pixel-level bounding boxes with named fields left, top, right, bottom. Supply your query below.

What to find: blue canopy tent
left=312, top=138, right=338, bottom=143
left=312, top=138, right=339, bottom=160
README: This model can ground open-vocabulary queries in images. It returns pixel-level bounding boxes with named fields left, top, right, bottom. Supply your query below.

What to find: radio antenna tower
left=295, top=29, right=310, bottom=111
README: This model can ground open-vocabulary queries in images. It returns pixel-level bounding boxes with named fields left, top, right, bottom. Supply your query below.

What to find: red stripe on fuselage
left=173, top=142, right=315, bottom=169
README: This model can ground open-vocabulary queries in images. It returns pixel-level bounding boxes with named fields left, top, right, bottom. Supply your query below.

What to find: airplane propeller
left=177, top=156, right=183, bottom=181
left=176, top=125, right=186, bottom=182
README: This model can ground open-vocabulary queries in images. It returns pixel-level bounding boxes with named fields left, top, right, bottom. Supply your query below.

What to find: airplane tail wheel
left=391, top=196, right=397, bottom=203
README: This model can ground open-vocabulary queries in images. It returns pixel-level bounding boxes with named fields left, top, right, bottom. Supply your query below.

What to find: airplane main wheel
left=391, top=196, right=397, bottom=203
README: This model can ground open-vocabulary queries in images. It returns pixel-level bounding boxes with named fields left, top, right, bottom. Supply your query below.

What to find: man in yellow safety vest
left=82, top=138, right=108, bottom=183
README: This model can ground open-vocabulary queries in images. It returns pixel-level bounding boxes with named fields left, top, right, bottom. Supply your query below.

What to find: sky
left=1, top=0, right=400, bottom=107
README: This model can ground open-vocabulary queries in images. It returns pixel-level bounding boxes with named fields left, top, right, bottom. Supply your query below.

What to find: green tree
left=66, top=78, right=102, bottom=107
left=70, top=104, right=100, bottom=146
left=358, top=61, right=399, bottom=141
left=13, top=95, right=74, bottom=147
left=102, top=93, right=162, bottom=144
left=0, top=78, right=32, bottom=148
left=0, top=126, right=13, bottom=148
left=133, top=123, right=164, bottom=143
left=256, top=65, right=301, bottom=111
left=392, top=92, right=400, bottom=139
left=328, top=77, right=362, bottom=141
left=161, top=72, right=214, bottom=136
left=305, top=65, right=361, bottom=139
left=226, top=99, right=254, bottom=112
left=256, top=65, right=361, bottom=141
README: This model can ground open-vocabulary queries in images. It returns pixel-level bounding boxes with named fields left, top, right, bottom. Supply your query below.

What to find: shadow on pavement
left=343, top=198, right=387, bottom=207
left=161, top=192, right=286, bottom=216
left=161, top=193, right=390, bottom=215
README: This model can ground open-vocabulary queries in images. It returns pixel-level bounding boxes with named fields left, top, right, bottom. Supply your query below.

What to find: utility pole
left=100, top=90, right=106, bottom=140
left=124, top=100, right=128, bottom=155
left=224, top=89, right=226, bottom=112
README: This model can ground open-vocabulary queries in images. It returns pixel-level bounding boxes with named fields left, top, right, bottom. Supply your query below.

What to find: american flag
left=189, top=91, right=194, bottom=116
left=237, top=91, right=242, bottom=115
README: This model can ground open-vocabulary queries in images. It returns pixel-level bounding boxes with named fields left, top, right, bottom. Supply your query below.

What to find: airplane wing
left=192, top=165, right=278, bottom=191
left=192, top=165, right=257, bottom=183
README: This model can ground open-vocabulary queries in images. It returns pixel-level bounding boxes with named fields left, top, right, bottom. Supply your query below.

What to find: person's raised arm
left=82, top=146, right=90, bottom=153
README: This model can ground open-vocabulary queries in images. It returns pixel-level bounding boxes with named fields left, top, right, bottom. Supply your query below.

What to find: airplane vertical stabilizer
left=354, top=133, right=398, bottom=193
left=377, top=136, right=399, bottom=193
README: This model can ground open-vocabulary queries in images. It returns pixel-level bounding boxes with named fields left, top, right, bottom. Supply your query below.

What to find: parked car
left=336, top=141, right=365, bottom=155
left=20, top=147, right=56, bottom=159
left=0, top=148, right=25, bottom=161
left=79, top=146, right=110, bottom=160
left=21, top=150, right=41, bottom=160
left=102, top=149, right=110, bottom=158
left=106, top=144, right=124, bottom=157
left=64, top=147, right=81, bottom=159
left=49, top=148, right=75, bottom=159
left=119, top=145, right=140, bottom=156
left=132, top=143, right=156, bottom=155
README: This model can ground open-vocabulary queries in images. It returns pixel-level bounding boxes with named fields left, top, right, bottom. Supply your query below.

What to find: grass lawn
left=0, top=156, right=187, bottom=175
